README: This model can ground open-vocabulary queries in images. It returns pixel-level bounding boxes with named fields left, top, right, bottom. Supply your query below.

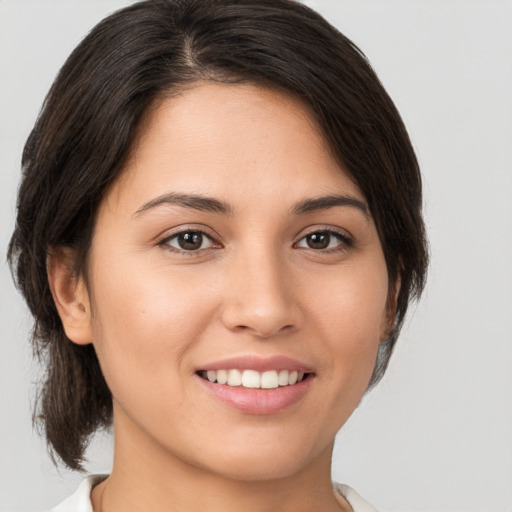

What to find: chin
left=192, top=434, right=330, bottom=483
left=210, top=456, right=311, bottom=482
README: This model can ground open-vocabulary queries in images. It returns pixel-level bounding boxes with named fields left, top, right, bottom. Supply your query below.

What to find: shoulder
left=49, top=475, right=107, bottom=512
left=334, top=483, right=382, bottom=512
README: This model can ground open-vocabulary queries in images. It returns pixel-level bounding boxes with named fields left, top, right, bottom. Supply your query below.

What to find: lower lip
left=196, top=375, right=313, bottom=415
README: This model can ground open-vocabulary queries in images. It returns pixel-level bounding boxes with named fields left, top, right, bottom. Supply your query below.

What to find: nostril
left=219, top=281, right=300, bottom=337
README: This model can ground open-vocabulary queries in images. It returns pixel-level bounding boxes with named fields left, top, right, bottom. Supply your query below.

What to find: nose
left=220, top=248, right=300, bottom=338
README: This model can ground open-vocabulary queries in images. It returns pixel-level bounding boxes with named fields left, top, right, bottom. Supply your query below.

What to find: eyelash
left=158, top=229, right=219, bottom=254
left=294, top=228, right=353, bottom=252
left=157, top=227, right=353, bottom=254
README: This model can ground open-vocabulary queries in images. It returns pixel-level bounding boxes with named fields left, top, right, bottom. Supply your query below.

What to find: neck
left=91, top=409, right=350, bottom=512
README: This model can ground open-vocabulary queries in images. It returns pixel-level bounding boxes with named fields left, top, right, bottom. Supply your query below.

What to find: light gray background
left=1, top=1, right=511, bottom=511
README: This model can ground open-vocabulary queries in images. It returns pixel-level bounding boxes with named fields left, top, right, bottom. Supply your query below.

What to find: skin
left=49, top=82, right=394, bottom=512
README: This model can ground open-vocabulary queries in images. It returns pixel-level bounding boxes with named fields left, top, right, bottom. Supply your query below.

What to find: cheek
left=306, top=259, right=389, bottom=383
left=87, top=255, right=219, bottom=398
left=309, top=259, right=389, bottom=339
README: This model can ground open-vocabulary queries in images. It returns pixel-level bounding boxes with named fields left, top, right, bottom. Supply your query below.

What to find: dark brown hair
left=8, top=0, right=428, bottom=470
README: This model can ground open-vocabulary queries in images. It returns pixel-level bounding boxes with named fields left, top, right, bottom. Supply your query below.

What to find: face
left=81, top=82, right=392, bottom=481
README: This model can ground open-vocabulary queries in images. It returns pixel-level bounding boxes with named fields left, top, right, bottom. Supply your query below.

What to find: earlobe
left=47, top=246, right=93, bottom=345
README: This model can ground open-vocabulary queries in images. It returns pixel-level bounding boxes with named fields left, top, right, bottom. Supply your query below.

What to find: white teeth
left=278, top=370, right=289, bottom=386
left=201, top=368, right=308, bottom=388
left=217, top=369, right=228, bottom=384
left=227, top=369, right=242, bottom=386
left=241, top=369, right=260, bottom=389
left=261, top=370, right=279, bottom=389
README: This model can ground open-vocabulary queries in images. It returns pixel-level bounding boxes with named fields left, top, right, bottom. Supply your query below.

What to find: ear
left=47, top=246, right=93, bottom=345
left=380, top=276, right=401, bottom=342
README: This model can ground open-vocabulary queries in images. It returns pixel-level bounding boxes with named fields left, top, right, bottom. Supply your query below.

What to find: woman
left=8, top=0, right=428, bottom=510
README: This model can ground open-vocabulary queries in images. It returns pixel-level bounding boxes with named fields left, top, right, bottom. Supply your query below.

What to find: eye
left=160, top=230, right=217, bottom=252
left=295, top=229, right=352, bottom=251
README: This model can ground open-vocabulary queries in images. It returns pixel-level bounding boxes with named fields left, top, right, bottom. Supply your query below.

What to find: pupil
left=307, top=232, right=330, bottom=249
left=179, top=232, right=202, bottom=250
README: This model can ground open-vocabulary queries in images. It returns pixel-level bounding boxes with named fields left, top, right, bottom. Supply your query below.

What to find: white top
left=49, top=475, right=379, bottom=512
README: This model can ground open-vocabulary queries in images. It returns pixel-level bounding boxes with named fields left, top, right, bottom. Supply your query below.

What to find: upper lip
left=197, top=355, right=314, bottom=373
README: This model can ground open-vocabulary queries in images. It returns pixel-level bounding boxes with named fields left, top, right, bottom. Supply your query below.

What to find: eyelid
left=294, top=226, right=354, bottom=251
left=156, top=224, right=353, bottom=254
left=157, top=226, right=222, bottom=253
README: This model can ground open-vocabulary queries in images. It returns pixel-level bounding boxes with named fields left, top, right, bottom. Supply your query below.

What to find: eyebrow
left=134, top=192, right=369, bottom=219
left=134, top=192, right=234, bottom=217
left=290, top=195, right=370, bottom=219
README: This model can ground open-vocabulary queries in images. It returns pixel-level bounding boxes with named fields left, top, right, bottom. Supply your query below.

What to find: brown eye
left=178, top=232, right=203, bottom=250
left=296, top=230, right=351, bottom=251
left=162, top=230, right=215, bottom=251
left=305, top=232, right=330, bottom=249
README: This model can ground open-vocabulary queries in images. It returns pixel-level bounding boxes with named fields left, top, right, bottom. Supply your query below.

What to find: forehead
left=105, top=81, right=363, bottom=214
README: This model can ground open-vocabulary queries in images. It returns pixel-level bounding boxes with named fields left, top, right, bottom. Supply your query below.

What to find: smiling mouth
left=197, top=369, right=312, bottom=389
